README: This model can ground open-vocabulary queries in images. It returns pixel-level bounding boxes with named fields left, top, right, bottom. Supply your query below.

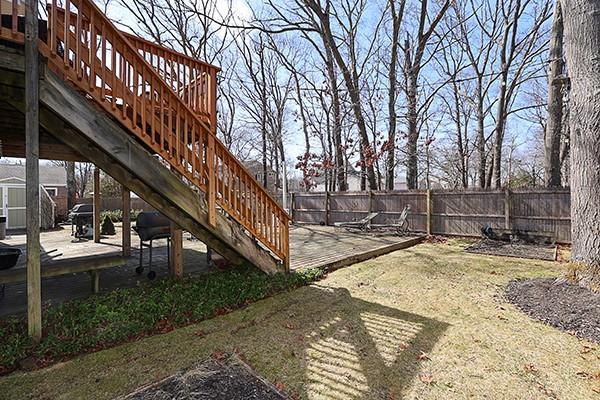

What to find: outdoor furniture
left=334, top=212, right=379, bottom=232
left=133, top=211, right=171, bottom=280
left=69, top=204, right=94, bottom=239
left=393, top=205, right=411, bottom=234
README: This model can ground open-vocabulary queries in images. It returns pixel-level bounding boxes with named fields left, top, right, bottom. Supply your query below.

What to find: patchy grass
left=0, top=266, right=325, bottom=374
left=1, top=240, right=599, bottom=400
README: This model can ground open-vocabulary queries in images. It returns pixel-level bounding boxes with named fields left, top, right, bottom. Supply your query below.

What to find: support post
left=90, top=270, right=99, bottom=293
left=504, top=189, right=511, bottom=230
left=290, top=192, right=295, bottom=222
left=426, top=190, right=432, bottom=235
left=93, top=167, right=100, bottom=242
left=169, top=222, right=183, bottom=278
left=25, top=0, right=41, bottom=341
left=121, top=187, right=131, bottom=257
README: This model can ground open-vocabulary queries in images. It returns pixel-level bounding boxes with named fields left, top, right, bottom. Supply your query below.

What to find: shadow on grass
left=235, top=284, right=449, bottom=399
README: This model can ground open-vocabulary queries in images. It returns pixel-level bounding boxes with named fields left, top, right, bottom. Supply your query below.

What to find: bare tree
left=543, top=0, right=565, bottom=187
left=402, top=0, right=450, bottom=189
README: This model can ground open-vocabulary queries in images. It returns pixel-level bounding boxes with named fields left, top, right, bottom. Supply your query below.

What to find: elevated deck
left=0, top=225, right=423, bottom=316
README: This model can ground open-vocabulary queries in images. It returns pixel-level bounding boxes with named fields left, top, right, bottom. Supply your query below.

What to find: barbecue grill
left=69, top=204, right=94, bottom=239
left=133, top=211, right=171, bottom=280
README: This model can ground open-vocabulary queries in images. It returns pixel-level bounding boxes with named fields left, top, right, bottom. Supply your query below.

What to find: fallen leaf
left=274, top=381, right=286, bottom=391
left=211, top=351, right=226, bottom=361
left=524, top=363, right=537, bottom=373
left=576, top=370, right=592, bottom=379
left=194, top=329, right=206, bottom=338
left=581, top=345, right=595, bottom=354
left=417, top=352, right=430, bottom=361
left=283, top=322, right=297, bottom=330
left=419, top=373, right=435, bottom=385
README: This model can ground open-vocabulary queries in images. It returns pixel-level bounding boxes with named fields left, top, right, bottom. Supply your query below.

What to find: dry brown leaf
left=274, top=381, right=286, bottom=391
left=419, top=373, right=435, bottom=385
left=524, top=363, right=538, bottom=373
left=211, top=351, right=226, bottom=361
left=417, top=352, right=430, bottom=361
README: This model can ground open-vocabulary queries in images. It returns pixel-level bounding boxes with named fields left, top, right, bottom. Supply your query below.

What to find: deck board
left=0, top=223, right=421, bottom=316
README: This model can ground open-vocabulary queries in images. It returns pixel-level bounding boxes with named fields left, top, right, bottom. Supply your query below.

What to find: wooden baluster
left=121, top=49, right=127, bottom=120
left=64, top=0, right=70, bottom=68
left=89, top=10, right=96, bottom=91
left=100, top=24, right=106, bottom=101
left=133, top=63, right=139, bottom=130
left=11, top=0, right=17, bottom=35
left=50, top=0, right=57, bottom=54
left=140, top=68, right=146, bottom=139
left=207, top=133, right=216, bottom=227
left=76, top=4, right=82, bottom=79
left=110, top=35, right=116, bottom=110
left=159, top=82, right=164, bottom=150
left=149, top=74, right=155, bottom=144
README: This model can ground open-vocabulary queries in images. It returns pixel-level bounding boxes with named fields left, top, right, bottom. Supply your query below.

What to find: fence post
left=290, top=192, right=295, bottom=222
left=325, top=191, right=331, bottom=225
left=426, top=190, right=432, bottom=235
left=504, top=189, right=511, bottom=230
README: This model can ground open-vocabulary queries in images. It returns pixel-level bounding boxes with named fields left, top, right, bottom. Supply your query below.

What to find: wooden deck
left=0, top=224, right=422, bottom=316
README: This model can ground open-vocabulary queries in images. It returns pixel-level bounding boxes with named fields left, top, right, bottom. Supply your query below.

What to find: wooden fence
left=291, top=189, right=572, bottom=243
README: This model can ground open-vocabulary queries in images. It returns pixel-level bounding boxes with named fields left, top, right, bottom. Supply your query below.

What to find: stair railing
left=0, top=0, right=290, bottom=267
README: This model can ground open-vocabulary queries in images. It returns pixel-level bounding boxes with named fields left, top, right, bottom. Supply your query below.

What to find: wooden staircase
left=0, top=0, right=290, bottom=273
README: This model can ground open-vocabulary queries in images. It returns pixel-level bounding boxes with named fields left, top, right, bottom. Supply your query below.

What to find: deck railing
left=0, top=0, right=290, bottom=266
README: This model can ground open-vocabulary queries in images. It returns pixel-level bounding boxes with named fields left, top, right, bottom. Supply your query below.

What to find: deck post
left=121, top=187, right=131, bottom=257
left=504, top=189, right=511, bottom=230
left=169, top=222, right=183, bottom=278
left=93, top=168, right=101, bottom=242
left=25, top=0, right=41, bottom=341
left=90, top=271, right=100, bottom=293
left=426, top=190, right=432, bottom=235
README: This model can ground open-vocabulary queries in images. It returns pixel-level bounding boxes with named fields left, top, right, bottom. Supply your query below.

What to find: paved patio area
left=0, top=223, right=421, bottom=316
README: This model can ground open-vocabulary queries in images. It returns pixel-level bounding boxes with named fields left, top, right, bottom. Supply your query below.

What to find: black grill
left=133, top=212, right=172, bottom=280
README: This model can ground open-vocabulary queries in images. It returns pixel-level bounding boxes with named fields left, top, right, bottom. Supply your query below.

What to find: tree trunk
left=476, top=80, right=487, bottom=188
left=562, top=0, right=600, bottom=289
left=405, top=72, right=419, bottom=189
left=544, top=0, right=564, bottom=187
left=324, top=42, right=347, bottom=191
left=492, top=69, right=508, bottom=188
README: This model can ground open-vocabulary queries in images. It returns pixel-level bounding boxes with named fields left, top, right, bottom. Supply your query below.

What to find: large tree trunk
left=544, top=0, right=565, bottom=187
left=563, top=0, right=600, bottom=289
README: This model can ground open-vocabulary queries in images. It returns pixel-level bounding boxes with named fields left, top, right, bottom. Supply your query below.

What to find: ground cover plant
left=0, top=267, right=324, bottom=375
left=1, top=240, right=598, bottom=399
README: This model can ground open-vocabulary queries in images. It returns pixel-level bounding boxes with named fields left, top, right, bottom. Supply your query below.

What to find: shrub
left=0, top=267, right=326, bottom=374
left=100, top=215, right=116, bottom=235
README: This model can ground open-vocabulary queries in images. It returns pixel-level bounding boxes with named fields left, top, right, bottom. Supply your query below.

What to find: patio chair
left=334, top=212, right=379, bottom=232
left=393, top=205, right=411, bottom=234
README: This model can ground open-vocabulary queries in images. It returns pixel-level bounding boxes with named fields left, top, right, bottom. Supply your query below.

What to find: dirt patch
left=466, top=239, right=557, bottom=261
left=506, top=278, right=600, bottom=343
left=119, top=356, right=286, bottom=400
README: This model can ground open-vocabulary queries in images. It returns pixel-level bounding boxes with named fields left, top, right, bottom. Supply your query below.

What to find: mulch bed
left=465, top=239, right=557, bottom=261
left=506, top=278, right=600, bottom=343
left=119, top=355, right=287, bottom=400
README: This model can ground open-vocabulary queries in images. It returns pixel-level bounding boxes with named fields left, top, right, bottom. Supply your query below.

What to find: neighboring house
left=0, top=164, right=67, bottom=226
left=313, top=166, right=362, bottom=192
left=244, top=160, right=279, bottom=194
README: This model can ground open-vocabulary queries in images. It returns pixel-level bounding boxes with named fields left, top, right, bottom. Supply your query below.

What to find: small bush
left=100, top=215, right=116, bottom=235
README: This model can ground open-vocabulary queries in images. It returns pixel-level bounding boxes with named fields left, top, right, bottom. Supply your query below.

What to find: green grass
left=0, top=266, right=325, bottom=373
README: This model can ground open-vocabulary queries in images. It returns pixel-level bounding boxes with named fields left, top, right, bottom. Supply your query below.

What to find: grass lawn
left=1, top=240, right=598, bottom=399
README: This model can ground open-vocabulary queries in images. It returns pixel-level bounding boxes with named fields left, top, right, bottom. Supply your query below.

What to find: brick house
left=0, top=163, right=68, bottom=222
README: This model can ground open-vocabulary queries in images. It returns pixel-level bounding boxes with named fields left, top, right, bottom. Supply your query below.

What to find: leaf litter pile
left=119, top=354, right=287, bottom=400
left=506, top=278, right=600, bottom=343
left=465, top=239, right=557, bottom=261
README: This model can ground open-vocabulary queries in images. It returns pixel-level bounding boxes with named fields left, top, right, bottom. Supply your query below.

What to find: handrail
left=0, top=0, right=290, bottom=266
